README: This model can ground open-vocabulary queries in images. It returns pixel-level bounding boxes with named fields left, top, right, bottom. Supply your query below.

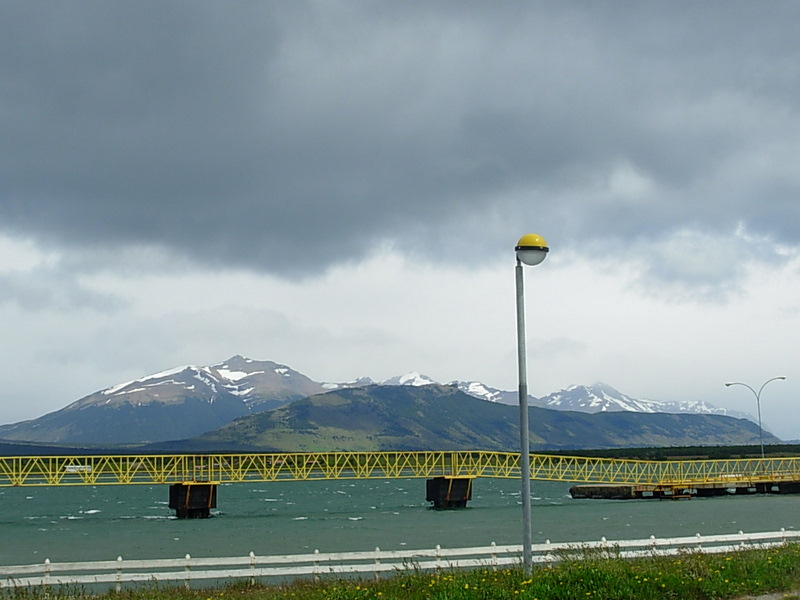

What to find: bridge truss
left=2, top=451, right=800, bottom=488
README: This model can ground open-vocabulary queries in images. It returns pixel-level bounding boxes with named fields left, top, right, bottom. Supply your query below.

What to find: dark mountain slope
left=192, top=384, right=772, bottom=452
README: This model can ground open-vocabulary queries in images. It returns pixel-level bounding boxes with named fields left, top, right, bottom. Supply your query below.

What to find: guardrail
left=2, top=529, right=798, bottom=591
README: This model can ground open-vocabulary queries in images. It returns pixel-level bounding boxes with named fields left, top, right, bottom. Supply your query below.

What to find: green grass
left=5, top=544, right=800, bottom=600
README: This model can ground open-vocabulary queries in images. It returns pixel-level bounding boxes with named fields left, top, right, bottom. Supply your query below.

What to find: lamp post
left=724, top=376, right=786, bottom=459
left=515, top=233, right=549, bottom=575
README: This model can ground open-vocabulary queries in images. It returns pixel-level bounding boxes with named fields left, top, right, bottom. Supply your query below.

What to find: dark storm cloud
left=2, top=1, right=800, bottom=277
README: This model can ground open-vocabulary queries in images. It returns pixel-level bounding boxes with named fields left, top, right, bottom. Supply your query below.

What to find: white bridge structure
left=1, top=529, right=798, bottom=591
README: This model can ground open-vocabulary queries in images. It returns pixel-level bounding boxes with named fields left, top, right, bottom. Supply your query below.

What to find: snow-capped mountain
left=536, top=382, right=753, bottom=420
left=364, top=372, right=511, bottom=403
left=0, top=356, right=326, bottom=445
left=85, top=355, right=325, bottom=410
left=322, top=372, right=439, bottom=389
left=380, top=372, right=439, bottom=386
left=539, top=382, right=652, bottom=412
left=452, top=381, right=509, bottom=404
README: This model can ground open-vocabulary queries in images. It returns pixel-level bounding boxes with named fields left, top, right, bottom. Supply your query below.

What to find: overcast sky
left=2, top=2, right=799, bottom=439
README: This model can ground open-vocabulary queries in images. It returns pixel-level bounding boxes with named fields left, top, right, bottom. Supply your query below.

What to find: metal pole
left=515, top=258, right=533, bottom=575
left=755, top=390, right=765, bottom=460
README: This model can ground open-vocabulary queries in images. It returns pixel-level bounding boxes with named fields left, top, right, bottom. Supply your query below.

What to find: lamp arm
left=757, top=376, right=786, bottom=399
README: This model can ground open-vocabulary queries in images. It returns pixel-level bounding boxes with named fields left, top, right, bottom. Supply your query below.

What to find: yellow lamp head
left=515, top=233, right=549, bottom=266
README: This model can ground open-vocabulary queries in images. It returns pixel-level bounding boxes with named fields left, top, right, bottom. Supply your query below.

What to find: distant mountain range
left=416, top=376, right=752, bottom=421
left=0, top=355, right=763, bottom=449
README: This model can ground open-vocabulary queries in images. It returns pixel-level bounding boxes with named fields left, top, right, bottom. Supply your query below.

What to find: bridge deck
left=2, top=452, right=799, bottom=488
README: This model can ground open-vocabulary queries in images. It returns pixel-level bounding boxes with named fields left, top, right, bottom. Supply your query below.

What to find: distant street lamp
left=724, top=376, right=786, bottom=459
left=515, top=233, right=549, bottom=576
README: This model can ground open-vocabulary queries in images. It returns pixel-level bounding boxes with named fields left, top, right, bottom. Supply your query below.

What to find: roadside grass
left=4, top=544, right=800, bottom=600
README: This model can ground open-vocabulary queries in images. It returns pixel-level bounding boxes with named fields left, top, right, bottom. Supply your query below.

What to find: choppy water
left=1, top=478, right=798, bottom=565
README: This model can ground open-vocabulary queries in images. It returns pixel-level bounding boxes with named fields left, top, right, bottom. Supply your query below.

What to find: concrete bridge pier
left=169, top=482, right=217, bottom=518
left=426, top=476, right=473, bottom=508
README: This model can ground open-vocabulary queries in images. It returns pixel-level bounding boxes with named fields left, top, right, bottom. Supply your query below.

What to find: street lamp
left=515, top=233, right=549, bottom=575
left=724, top=376, right=786, bottom=459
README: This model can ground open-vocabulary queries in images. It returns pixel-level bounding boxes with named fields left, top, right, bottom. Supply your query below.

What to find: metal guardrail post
left=183, top=554, right=191, bottom=589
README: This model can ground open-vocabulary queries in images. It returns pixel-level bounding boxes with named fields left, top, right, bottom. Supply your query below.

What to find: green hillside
left=194, top=384, right=774, bottom=452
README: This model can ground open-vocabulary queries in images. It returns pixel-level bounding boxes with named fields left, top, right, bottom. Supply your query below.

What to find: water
left=1, top=478, right=798, bottom=565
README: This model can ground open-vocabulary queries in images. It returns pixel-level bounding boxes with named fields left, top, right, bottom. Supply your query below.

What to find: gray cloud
left=0, top=266, right=124, bottom=311
left=2, top=1, right=800, bottom=283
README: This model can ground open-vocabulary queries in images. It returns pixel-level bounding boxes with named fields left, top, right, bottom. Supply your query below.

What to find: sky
left=1, top=2, right=799, bottom=439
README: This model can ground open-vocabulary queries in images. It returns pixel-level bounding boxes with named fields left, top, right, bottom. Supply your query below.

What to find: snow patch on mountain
left=321, top=377, right=376, bottom=390
left=230, top=386, right=255, bottom=397
left=216, top=368, right=255, bottom=381
left=101, top=365, right=191, bottom=396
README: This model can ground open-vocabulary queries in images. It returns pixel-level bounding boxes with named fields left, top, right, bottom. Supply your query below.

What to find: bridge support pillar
left=426, top=476, right=472, bottom=509
left=169, top=482, right=217, bottom=518
left=771, top=481, right=800, bottom=494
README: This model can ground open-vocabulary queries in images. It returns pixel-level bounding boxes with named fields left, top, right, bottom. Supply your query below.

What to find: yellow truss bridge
left=2, top=451, right=798, bottom=488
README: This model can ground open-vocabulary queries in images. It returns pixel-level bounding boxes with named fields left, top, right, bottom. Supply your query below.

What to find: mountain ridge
left=0, top=356, right=759, bottom=446
left=176, top=383, right=773, bottom=452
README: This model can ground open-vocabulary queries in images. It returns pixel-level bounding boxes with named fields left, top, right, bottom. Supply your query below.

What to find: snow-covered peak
left=381, top=372, right=438, bottom=386
left=211, top=355, right=269, bottom=382
left=541, top=382, right=663, bottom=413
left=450, top=381, right=509, bottom=403
left=535, top=382, right=754, bottom=422
left=86, top=356, right=325, bottom=410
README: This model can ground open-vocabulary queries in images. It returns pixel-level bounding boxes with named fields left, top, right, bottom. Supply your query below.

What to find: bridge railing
left=2, top=529, right=798, bottom=591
